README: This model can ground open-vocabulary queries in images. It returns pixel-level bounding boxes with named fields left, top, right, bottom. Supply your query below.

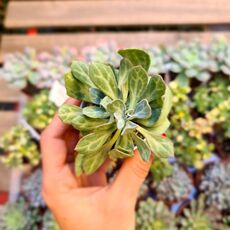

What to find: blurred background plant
left=23, top=90, right=57, bottom=130
left=0, top=125, right=40, bottom=168
left=42, top=210, right=60, bottom=230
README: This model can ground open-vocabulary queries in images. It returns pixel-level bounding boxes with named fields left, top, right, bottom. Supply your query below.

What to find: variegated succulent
left=59, top=49, right=174, bottom=175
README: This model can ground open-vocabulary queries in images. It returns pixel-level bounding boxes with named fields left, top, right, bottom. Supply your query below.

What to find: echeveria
left=59, top=49, right=174, bottom=175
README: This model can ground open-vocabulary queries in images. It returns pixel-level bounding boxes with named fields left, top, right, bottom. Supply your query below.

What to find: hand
left=41, top=99, right=152, bottom=230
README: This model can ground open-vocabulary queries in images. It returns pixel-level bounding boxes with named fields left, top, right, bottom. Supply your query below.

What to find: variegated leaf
left=83, top=106, right=110, bottom=119
left=121, top=121, right=138, bottom=135
left=114, top=112, right=125, bottom=130
left=132, top=132, right=151, bottom=161
left=89, top=88, right=105, bottom=105
left=58, top=104, right=82, bottom=124
left=96, top=122, right=116, bottom=131
left=128, top=66, right=148, bottom=110
left=89, top=63, right=119, bottom=100
left=132, top=99, right=152, bottom=119
left=118, top=49, right=151, bottom=71
left=107, top=99, right=125, bottom=113
left=75, top=154, right=84, bottom=176
left=72, top=115, right=108, bottom=131
left=143, top=75, right=166, bottom=102
left=100, top=96, right=113, bottom=109
left=109, top=148, right=133, bottom=161
left=116, top=132, right=134, bottom=153
left=76, top=130, right=113, bottom=154
left=71, top=61, right=94, bottom=87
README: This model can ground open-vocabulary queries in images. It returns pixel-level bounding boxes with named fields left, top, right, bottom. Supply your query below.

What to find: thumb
left=111, top=149, right=153, bottom=200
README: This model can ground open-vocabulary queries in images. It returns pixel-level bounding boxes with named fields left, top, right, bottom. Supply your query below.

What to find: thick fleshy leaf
left=76, top=130, right=113, bottom=154
left=132, top=132, right=151, bottom=161
left=72, top=115, right=108, bottom=131
left=89, top=63, right=119, bottom=100
left=121, top=121, right=138, bottom=135
left=137, top=128, right=174, bottom=158
left=75, top=154, right=84, bottom=176
left=58, top=104, right=82, bottom=124
left=116, top=133, right=134, bottom=153
left=96, top=122, right=116, bottom=131
left=143, top=75, right=166, bottom=102
left=118, top=49, right=151, bottom=71
left=89, top=88, right=105, bottom=105
left=100, top=96, right=113, bottom=109
left=114, top=112, right=125, bottom=130
left=146, top=118, right=170, bottom=134
left=71, top=61, right=94, bottom=87
left=83, top=106, right=110, bottom=119
left=132, top=99, right=151, bottom=119
left=128, top=66, right=148, bottom=110
left=109, top=148, right=133, bottom=161
left=118, top=58, right=132, bottom=102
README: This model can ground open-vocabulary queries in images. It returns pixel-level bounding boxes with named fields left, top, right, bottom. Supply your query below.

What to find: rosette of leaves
left=81, top=42, right=121, bottom=67
left=194, top=77, right=230, bottom=114
left=178, top=195, right=212, bottom=230
left=42, top=210, right=60, bottom=230
left=0, top=198, right=40, bottom=230
left=154, top=164, right=193, bottom=203
left=23, top=90, right=57, bottom=130
left=59, top=48, right=174, bottom=175
left=136, top=198, right=175, bottom=230
left=167, top=40, right=213, bottom=82
left=200, top=162, right=230, bottom=210
left=22, top=169, right=45, bottom=208
left=0, top=125, right=40, bottom=167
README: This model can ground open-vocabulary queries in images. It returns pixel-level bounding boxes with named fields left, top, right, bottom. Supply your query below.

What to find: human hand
left=41, top=99, right=153, bottom=230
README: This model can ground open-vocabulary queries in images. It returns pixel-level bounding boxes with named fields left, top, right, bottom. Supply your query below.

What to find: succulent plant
left=178, top=195, right=212, bottom=230
left=136, top=198, right=175, bottom=230
left=0, top=47, right=77, bottom=90
left=42, top=210, right=60, bottom=230
left=22, top=169, right=45, bottom=208
left=155, top=164, right=193, bottom=203
left=23, top=90, right=57, bottom=130
left=59, top=48, right=174, bottom=175
left=200, top=162, right=230, bottom=210
left=0, top=125, right=40, bottom=167
left=0, top=198, right=40, bottom=230
left=80, top=42, right=121, bottom=67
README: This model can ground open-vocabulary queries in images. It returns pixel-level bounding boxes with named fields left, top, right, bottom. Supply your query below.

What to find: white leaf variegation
left=59, top=48, right=174, bottom=175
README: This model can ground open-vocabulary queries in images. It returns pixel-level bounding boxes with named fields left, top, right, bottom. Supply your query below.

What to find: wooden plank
left=0, top=111, right=18, bottom=136
left=0, top=79, right=20, bottom=102
left=5, top=0, right=230, bottom=29
left=1, top=31, right=230, bottom=55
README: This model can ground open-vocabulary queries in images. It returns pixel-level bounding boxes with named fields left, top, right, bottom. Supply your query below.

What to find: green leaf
left=143, top=75, right=166, bottom=102
left=118, top=49, right=151, bottom=71
left=128, top=66, right=148, bottom=110
left=71, top=61, right=94, bottom=87
left=89, top=88, right=105, bottom=105
left=121, top=121, right=137, bottom=135
left=72, top=115, right=108, bottom=131
left=118, top=58, right=132, bottom=102
left=116, top=133, right=134, bottom=153
left=96, top=122, right=116, bottom=131
left=107, top=99, right=125, bottom=113
left=114, top=112, right=125, bottom=130
left=132, top=132, right=151, bottom=161
left=89, top=63, right=119, bottom=100
left=58, top=104, right=82, bottom=124
left=146, top=118, right=170, bottom=134
left=109, top=148, right=133, bottom=161
left=76, top=130, right=113, bottom=154
left=100, top=96, right=113, bottom=109
left=132, top=99, right=151, bottom=119
left=83, top=106, right=110, bottom=119
left=137, top=128, right=174, bottom=158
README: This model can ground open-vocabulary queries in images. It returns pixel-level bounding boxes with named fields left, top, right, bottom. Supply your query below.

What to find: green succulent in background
left=136, top=198, right=175, bottom=230
left=167, top=40, right=213, bottom=82
left=154, top=164, right=193, bottom=203
left=59, top=48, right=174, bottom=175
left=193, top=77, right=230, bottom=114
left=42, top=210, right=60, bottom=230
left=23, top=90, right=57, bottom=130
left=0, top=125, right=40, bottom=167
left=150, top=158, right=173, bottom=185
left=0, top=198, right=40, bottom=230
left=168, top=80, right=213, bottom=169
left=178, top=195, right=212, bottom=230
left=200, top=162, right=230, bottom=211
left=22, top=169, right=45, bottom=208
left=80, top=42, right=121, bottom=68
left=138, top=180, right=150, bottom=199
left=0, top=47, right=77, bottom=90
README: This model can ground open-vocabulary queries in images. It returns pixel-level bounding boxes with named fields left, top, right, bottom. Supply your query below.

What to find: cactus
left=22, top=169, right=45, bottom=208
left=0, top=125, right=40, bottom=167
left=200, top=162, right=230, bottom=211
left=155, top=164, right=193, bottom=203
left=136, top=198, right=175, bottom=230
left=23, top=90, right=57, bottom=130
left=42, top=210, right=60, bottom=230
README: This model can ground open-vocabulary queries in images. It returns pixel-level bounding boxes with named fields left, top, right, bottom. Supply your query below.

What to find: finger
left=41, top=98, right=81, bottom=174
left=111, top=149, right=153, bottom=200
